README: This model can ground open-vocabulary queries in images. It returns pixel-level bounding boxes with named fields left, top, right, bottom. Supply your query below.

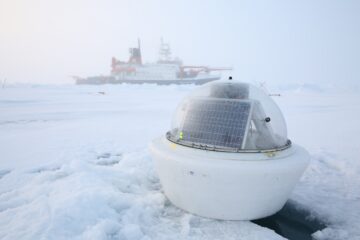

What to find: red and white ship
left=75, top=39, right=231, bottom=85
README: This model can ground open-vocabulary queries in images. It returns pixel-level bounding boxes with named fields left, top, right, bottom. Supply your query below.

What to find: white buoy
left=150, top=80, right=310, bottom=220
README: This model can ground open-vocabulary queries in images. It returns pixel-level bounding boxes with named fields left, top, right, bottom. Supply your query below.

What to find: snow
left=0, top=83, right=359, bottom=239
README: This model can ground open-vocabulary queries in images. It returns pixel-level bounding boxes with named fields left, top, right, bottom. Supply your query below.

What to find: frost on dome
left=167, top=81, right=290, bottom=152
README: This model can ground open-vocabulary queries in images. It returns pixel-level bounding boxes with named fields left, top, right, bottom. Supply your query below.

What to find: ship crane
left=181, top=66, right=232, bottom=72
left=178, top=66, right=232, bottom=79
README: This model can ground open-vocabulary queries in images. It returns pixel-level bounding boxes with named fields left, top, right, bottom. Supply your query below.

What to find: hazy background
left=0, top=0, right=359, bottom=87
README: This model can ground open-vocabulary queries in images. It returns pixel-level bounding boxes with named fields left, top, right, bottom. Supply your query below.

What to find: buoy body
left=150, top=137, right=310, bottom=220
left=149, top=80, right=310, bottom=220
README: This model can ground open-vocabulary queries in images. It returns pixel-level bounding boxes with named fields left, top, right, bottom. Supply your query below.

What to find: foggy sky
left=0, top=0, right=359, bottom=86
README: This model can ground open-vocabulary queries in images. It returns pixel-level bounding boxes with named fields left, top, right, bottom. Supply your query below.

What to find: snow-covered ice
left=0, top=84, right=359, bottom=239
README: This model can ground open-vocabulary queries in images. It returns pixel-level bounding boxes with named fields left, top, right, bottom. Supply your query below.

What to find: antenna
left=2, top=78, right=6, bottom=89
left=255, top=80, right=281, bottom=97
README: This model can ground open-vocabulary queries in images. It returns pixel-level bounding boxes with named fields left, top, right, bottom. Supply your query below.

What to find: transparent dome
left=167, top=80, right=291, bottom=152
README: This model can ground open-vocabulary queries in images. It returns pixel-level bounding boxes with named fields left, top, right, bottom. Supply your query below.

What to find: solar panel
left=179, top=97, right=252, bottom=149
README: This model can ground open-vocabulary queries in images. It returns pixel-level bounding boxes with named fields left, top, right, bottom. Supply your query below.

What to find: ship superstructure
left=76, top=39, right=231, bottom=85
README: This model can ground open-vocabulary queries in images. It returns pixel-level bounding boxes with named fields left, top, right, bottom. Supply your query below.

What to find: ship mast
left=159, top=38, right=172, bottom=62
left=128, top=38, right=142, bottom=64
left=137, top=38, right=142, bottom=64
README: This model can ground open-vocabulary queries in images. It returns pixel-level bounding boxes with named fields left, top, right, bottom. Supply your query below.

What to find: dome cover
left=167, top=80, right=290, bottom=152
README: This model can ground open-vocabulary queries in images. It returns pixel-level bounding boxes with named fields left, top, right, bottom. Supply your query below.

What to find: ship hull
left=76, top=76, right=220, bottom=85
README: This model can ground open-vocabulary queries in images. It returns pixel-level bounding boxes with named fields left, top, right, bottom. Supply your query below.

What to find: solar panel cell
left=179, top=98, right=252, bottom=149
